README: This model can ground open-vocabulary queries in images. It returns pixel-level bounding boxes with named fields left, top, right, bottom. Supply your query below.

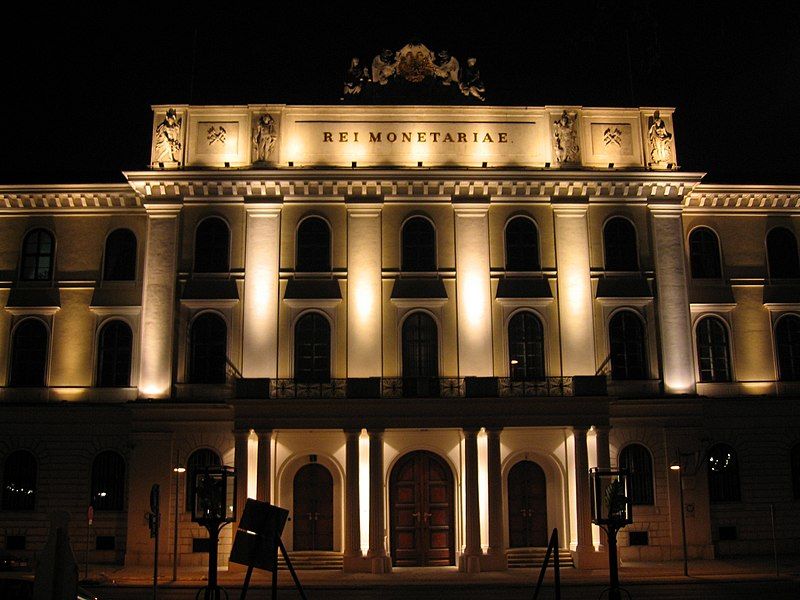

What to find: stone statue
left=553, top=110, right=580, bottom=164
left=344, top=57, right=368, bottom=96
left=252, top=113, right=276, bottom=163
left=371, top=48, right=397, bottom=85
left=434, top=49, right=460, bottom=86
left=153, top=108, right=182, bottom=163
left=459, top=57, right=486, bottom=101
left=648, top=110, right=673, bottom=166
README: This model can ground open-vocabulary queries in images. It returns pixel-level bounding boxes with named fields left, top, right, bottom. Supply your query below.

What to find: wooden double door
left=390, top=451, right=455, bottom=566
left=293, top=463, right=334, bottom=551
left=508, top=460, right=548, bottom=548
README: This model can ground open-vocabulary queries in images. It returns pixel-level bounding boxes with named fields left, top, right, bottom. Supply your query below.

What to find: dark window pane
left=2, top=450, right=37, bottom=510
left=402, top=217, right=436, bottom=272
left=776, top=315, right=800, bottom=381
left=609, top=311, right=646, bottom=380
left=707, top=444, right=740, bottom=503
left=20, top=229, right=55, bottom=281
left=618, top=444, right=654, bottom=505
left=194, top=218, right=230, bottom=273
left=294, top=313, right=331, bottom=382
left=767, top=227, right=800, bottom=279
left=508, top=312, right=545, bottom=379
left=91, top=451, right=125, bottom=511
left=97, top=321, right=133, bottom=387
left=689, top=227, right=722, bottom=279
left=402, top=312, right=439, bottom=396
left=103, top=229, right=137, bottom=281
left=10, top=319, right=48, bottom=387
left=604, top=218, right=638, bottom=271
left=696, top=317, right=731, bottom=382
left=186, top=449, right=221, bottom=511
left=296, top=217, right=331, bottom=272
left=505, top=217, right=540, bottom=271
left=189, top=314, right=227, bottom=383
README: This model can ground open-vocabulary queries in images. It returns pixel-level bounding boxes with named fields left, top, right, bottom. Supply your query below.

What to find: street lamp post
left=670, top=459, right=690, bottom=577
left=172, top=456, right=186, bottom=583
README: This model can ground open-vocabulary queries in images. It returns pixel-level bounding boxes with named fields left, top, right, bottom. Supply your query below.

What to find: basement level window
left=628, top=531, right=649, bottom=546
left=95, top=536, right=116, bottom=551
left=718, top=526, right=737, bottom=541
left=6, top=535, right=26, bottom=550
left=193, top=538, right=211, bottom=553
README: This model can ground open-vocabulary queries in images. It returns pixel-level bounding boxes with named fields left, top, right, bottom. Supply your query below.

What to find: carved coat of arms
left=395, top=43, right=436, bottom=82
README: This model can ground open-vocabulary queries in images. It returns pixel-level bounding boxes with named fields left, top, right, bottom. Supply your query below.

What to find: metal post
left=172, top=455, right=182, bottom=582
left=678, top=466, right=689, bottom=577
left=607, top=525, right=621, bottom=600
left=153, top=513, right=159, bottom=600
left=769, top=503, right=779, bottom=577
left=84, top=509, right=91, bottom=581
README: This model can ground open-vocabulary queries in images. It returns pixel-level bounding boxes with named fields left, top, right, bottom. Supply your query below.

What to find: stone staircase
left=277, top=550, right=343, bottom=570
left=506, top=547, right=574, bottom=569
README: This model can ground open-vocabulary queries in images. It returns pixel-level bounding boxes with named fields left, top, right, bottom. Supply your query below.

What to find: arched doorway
left=292, top=463, right=334, bottom=551
left=389, top=451, right=455, bottom=566
left=508, top=460, right=548, bottom=547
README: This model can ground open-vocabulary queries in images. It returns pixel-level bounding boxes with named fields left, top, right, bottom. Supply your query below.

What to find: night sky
left=3, top=3, right=799, bottom=185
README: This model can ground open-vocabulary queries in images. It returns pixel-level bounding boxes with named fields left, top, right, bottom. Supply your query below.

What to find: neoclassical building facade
left=1, top=102, right=799, bottom=574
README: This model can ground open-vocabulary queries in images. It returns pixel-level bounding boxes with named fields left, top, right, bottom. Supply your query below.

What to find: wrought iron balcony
left=253, top=376, right=606, bottom=400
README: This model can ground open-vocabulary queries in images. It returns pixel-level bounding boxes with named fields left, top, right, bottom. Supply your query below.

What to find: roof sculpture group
left=343, top=42, right=485, bottom=103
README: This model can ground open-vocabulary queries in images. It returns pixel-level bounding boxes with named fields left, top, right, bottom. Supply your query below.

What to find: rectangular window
left=6, top=535, right=26, bottom=550
left=95, top=535, right=116, bottom=551
left=718, top=526, right=737, bottom=541
left=628, top=531, right=649, bottom=546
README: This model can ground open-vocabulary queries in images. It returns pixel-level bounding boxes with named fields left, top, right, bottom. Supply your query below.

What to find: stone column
left=453, top=201, right=494, bottom=376
left=486, top=428, right=506, bottom=570
left=242, top=201, right=282, bottom=379
left=255, top=429, right=272, bottom=503
left=461, top=428, right=482, bottom=573
left=648, top=201, right=696, bottom=394
left=572, top=426, right=600, bottom=568
left=553, top=201, right=596, bottom=375
left=594, top=425, right=611, bottom=550
left=347, top=202, right=383, bottom=377
left=367, top=429, right=390, bottom=573
left=343, top=429, right=364, bottom=570
left=138, top=199, right=182, bottom=398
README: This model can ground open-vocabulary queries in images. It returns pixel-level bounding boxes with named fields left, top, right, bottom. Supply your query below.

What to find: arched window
left=508, top=311, right=545, bottom=379
left=194, top=217, right=230, bottom=273
left=2, top=450, right=37, bottom=511
left=296, top=217, right=331, bottom=272
left=775, top=315, right=800, bottom=382
left=767, top=227, right=800, bottom=279
left=696, top=316, right=731, bottom=383
left=689, top=227, right=722, bottom=279
left=20, top=229, right=55, bottom=281
left=618, top=444, right=654, bottom=505
left=189, top=313, right=227, bottom=384
left=91, top=451, right=125, bottom=511
left=791, top=444, right=800, bottom=500
left=9, top=319, right=48, bottom=387
left=603, top=217, right=638, bottom=271
left=294, top=313, right=331, bottom=383
left=185, top=448, right=221, bottom=511
left=609, top=311, right=646, bottom=380
left=401, top=217, right=436, bottom=272
left=96, top=321, right=133, bottom=387
left=707, top=443, right=740, bottom=503
left=505, top=217, right=540, bottom=271
left=402, top=312, right=439, bottom=396
left=103, top=229, right=137, bottom=281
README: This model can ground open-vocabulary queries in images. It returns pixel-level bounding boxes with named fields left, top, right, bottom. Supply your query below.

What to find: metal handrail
left=532, top=528, right=561, bottom=600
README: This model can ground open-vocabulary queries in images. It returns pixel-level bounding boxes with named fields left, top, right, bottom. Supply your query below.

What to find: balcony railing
left=255, top=376, right=606, bottom=400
